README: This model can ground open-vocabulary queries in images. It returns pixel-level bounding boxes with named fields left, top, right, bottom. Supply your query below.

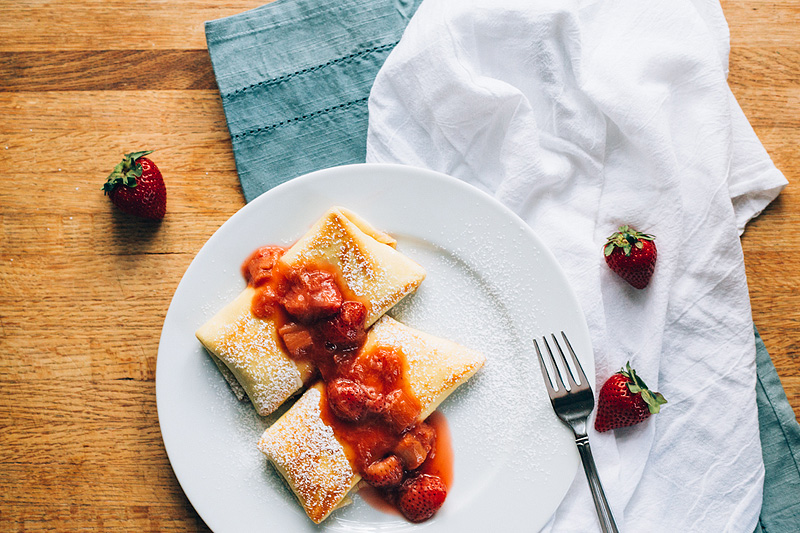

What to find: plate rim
left=155, top=162, right=592, bottom=532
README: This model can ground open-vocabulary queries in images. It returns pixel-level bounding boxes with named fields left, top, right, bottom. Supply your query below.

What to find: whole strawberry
left=397, top=474, right=447, bottom=523
left=603, top=225, right=656, bottom=289
left=594, top=362, right=667, bottom=432
left=103, top=150, right=166, bottom=219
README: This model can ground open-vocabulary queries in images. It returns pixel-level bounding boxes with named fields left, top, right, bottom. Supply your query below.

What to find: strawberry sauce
left=243, top=245, right=451, bottom=522
left=418, top=411, right=453, bottom=488
left=358, top=410, right=453, bottom=516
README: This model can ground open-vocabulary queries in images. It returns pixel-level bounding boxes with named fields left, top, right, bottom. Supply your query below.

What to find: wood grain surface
left=0, top=0, right=797, bottom=531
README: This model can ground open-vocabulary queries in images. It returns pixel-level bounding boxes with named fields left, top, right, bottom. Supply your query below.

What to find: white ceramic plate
left=156, top=163, right=593, bottom=532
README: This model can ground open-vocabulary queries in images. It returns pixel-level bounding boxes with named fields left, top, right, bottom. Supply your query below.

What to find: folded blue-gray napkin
left=205, top=1, right=800, bottom=530
left=755, top=327, right=800, bottom=531
left=205, top=0, right=422, bottom=201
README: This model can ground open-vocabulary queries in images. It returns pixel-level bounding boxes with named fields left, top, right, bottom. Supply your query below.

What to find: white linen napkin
left=365, top=0, right=787, bottom=530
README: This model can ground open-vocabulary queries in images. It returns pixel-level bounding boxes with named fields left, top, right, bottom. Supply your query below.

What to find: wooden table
left=1, top=0, right=797, bottom=530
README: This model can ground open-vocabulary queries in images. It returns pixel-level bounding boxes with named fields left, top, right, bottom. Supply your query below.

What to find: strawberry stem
left=620, top=362, right=667, bottom=414
left=102, top=150, right=154, bottom=194
left=604, top=225, right=655, bottom=257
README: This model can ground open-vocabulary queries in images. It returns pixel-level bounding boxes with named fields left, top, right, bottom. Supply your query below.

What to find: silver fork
left=534, top=332, right=619, bottom=533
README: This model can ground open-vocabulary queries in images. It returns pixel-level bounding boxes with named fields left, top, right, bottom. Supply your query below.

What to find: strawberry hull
left=104, top=153, right=167, bottom=220
left=603, top=225, right=657, bottom=289
left=594, top=362, right=666, bottom=432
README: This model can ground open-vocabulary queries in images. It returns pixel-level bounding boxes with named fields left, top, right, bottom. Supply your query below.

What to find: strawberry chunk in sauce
left=362, top=454, right=404, bottom=488
left=319, top=301, right=368, bottom=352
left=251, top=284, right=282, bottom=320
left=397, top=474, right=447, bottom=523
left=394, top=422, right=436, bottom=470
left=277, top=322, right=315, bottom=360
left=242, top=245, right=286, bottom=287
left=327, top=378, right=373, bottom=422
left=282, top=267, right=343, bottom=323
left=241, top=244, right=449, bottom=523
left=378, top=389, right=420, bottom=434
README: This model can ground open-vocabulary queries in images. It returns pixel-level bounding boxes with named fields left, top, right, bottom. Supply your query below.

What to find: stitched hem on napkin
left=204, top=0, right=423, bottom=201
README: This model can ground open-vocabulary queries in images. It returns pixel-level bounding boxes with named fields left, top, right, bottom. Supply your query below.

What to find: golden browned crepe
left=195, top=287, right=316, bottom=415
left=278, top=207, right=426, bottom=327
left=256, top=316, right=485, bottom=523
left=257, top=382, right=359, bottom=523
left=364, top=315, right=485, bottom=420
left=196, top=207, right=426, bottom=416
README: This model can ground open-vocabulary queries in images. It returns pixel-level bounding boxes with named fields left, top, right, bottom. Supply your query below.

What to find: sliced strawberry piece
left=327, top=378, right=370, bottom=422
left=395, top=422, right=436, bottom=470
left=282, top=267, right=342, bottom=323
left=362, top=454, right=404, bottom=488
left=278, top=322, right=315, bottom=360
left=357, top=347, right=402, bottom=390
left=251, top=284, right=281, bottom=320
left=319, top=301, right=367, bottom=350
left=377, top=389, right=419, bottom=434
left=243, top=245, right=286, bottom=287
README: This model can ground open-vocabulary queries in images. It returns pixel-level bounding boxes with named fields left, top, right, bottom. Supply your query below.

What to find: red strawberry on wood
left=594, top=362, right=667, bottom=432
left=103, top=150, right=166, bottom=220
left=603, top=225, right=656, bottom=289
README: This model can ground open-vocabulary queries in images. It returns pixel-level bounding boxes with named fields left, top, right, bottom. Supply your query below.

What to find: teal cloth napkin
left=205, top=0, right=422, bottom=202
left=755, top=327, right=800, bottom=532
left=205, top=0, right=800, bottom=529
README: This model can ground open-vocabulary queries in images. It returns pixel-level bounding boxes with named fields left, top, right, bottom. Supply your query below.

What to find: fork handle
left=575, top=435, right=619, bottom=533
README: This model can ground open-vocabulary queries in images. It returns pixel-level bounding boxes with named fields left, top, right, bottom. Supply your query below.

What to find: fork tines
left=533, top=332, right=590, bottom=396
left=533, top=332, right=618, bottom=532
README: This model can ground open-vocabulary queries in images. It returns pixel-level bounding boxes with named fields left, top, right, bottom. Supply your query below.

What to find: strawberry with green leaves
left=595, top=362, right=667, bottom=432
left=603, top=225, right=656, bottom=289
left=103, top=150, right=166, bottom=220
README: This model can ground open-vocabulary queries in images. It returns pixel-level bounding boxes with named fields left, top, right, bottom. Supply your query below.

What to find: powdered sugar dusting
left=280, top=209, right=425, bottom=326
left=194, top=350, right=278, bottom=494
left=368, top=317, right=485, bottom=412
left=208, top=352, right=247, bottom=401
left=257, top=386, right=357, bottom=523
left=387, top=233, right=558, bottom=475
left=213, top=314, right=303, bottom=416
left=198, top=283, right=243, bottom=323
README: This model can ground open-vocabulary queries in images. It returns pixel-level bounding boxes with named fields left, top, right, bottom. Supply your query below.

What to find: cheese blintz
left=196, top=207, right=426, bottom=416
left=257, top=316, right=485, bottom=523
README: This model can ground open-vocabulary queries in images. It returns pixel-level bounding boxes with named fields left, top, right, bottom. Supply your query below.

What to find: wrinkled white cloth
left=366, top=0, right=787, bottom=530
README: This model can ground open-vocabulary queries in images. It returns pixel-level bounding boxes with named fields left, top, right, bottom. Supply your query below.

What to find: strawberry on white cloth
left=366, top=0, right=786, bottom=530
